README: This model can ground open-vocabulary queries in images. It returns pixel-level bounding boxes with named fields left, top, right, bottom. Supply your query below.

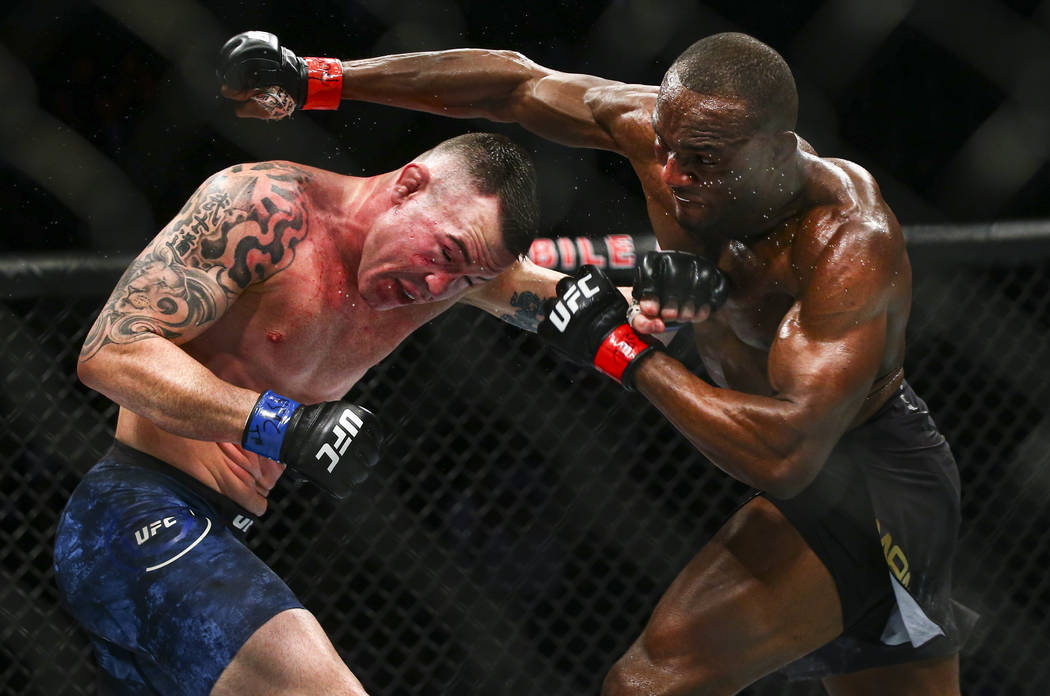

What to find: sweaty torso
left=626, top=134, right=909, bottom=424
left=116, top=164, right=455, bottom=514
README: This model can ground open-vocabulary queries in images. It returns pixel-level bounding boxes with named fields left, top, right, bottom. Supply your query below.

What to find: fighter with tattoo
left=218, top=29, right=974, bottom=696
left=55, top=133, right=563, bottom=695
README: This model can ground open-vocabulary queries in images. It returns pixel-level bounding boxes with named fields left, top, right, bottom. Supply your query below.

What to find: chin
left=675, top=206, right=716, bottom=231
left=356, top=283, right=385, bottom=310
left=360, top=279, right=411, bottom=311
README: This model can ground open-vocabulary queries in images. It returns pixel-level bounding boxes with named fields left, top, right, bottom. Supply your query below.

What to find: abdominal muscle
left=115, top=407, right=284, bottom=516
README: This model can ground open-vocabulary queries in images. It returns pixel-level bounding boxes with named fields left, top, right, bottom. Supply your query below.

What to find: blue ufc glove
left=242, top=391, right=383, bottom=498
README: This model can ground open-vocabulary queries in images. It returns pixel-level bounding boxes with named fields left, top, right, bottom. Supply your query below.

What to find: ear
left=392, top=163, right=430, bottom=203
left=771, top=130, right=797, bottom=162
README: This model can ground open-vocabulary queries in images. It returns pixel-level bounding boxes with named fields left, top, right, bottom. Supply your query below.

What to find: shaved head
left=663, top=33, right=798, bottom=133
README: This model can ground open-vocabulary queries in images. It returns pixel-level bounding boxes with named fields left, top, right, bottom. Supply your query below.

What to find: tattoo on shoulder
left=499, top=290, right=548, bottom=332
left=80, top=163, right=312, bottom=361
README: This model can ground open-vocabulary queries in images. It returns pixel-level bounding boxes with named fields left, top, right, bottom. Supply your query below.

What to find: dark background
left=2, top=1, right=1050, bottom=695
left=3, top=0, right=1050, bottom=257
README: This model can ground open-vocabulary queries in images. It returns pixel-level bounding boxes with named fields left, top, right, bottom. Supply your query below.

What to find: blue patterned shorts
left=53, top=441, right=303, bottom=695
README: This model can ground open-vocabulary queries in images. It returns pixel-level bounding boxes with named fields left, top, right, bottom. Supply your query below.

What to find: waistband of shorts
left=859, top=377, right=916, bottom=426
left=100, top=439, right=260, bottom=537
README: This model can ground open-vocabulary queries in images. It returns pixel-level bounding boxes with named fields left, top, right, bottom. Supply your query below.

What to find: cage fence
left=1, top=225, right=1048, bottom=695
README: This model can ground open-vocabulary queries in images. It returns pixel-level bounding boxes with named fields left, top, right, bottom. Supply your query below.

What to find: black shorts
left=765, top=380, right=977, bottom=678
left=54, top=441, right=304, bottom=695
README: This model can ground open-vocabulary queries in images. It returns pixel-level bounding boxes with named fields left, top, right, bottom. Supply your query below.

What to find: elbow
left=489, top=49, right=530, bottom=64
left=487, top=49, right=542, bottom=75
left=76, top=355, right=100, bottom=390
left=754, top=452, right=823, bottom=500
left=76, top=344, right=118, bottom=395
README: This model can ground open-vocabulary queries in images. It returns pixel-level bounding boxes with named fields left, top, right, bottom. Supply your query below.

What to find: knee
left=601, top=653, right=643, bottom=696
left=601, top=646, right=727, bottom=696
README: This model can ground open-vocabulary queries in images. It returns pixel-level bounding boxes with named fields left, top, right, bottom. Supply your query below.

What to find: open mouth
left=672, top=189, right=704, bottom=205
left=396, top=279, right=430, bottom=304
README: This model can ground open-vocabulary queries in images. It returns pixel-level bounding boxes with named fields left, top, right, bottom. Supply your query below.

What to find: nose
left=424, top=273, right=455, bottom=299
left=661, top=153, right=696, bottom=188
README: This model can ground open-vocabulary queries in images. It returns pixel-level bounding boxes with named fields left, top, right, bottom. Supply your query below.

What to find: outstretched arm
left=77, top=162, right=312, bottom=442
left=459, top=257, right=563, bottom=332
left=218, top=32, right=658, bottom=155
left=461, top=257, right=650, bottom=334
left=339, top=49, right=651, bottom=152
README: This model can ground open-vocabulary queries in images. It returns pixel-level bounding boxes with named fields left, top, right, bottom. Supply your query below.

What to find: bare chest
left=689, top=241, right=796, bottom=391
left=715, top=238, right=798, bottom=345
left=641, top=185, right=799, bottom=388
left=189, top=256, right=445, bottom=401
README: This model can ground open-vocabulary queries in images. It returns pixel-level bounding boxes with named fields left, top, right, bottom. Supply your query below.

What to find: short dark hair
left=426, top=132, right=539, bottom=258
left=665, top=33, right=798, bottom=133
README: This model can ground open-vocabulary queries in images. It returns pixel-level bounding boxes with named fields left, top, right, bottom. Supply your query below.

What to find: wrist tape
left=242, top=390, right=301, bottom=460
left=594, top=324, right=661, bottom=388
left=302, top=57, right=342, bottom=109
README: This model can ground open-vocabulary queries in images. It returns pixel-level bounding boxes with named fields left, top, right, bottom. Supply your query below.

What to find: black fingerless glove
left=539, top=265, right=663, bottom=391
left=218, top=31, right=342, bottom=110
left=242, top=391, right=383, bottom=498
left=633, top=250, right=729, bottom=311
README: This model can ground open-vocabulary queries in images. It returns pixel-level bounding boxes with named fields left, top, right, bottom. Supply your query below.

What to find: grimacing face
left=357, top=184, right=513, bottom=310
left=653, top=74, right=781, bottom=232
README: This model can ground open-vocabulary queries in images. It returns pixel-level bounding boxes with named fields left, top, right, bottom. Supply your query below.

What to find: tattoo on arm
left=80, top=163, right=311, bottom=361
left=499, top=290, right=548, bottom=332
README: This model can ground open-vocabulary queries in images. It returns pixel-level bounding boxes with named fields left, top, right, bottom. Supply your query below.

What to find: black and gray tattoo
left=79, top=162, right=311, bottom=362
left=499, top=290, right=548, bottom=332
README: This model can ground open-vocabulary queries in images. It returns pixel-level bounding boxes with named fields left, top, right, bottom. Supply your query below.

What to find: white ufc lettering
left=134, top=516, right=177, bottom=545
left=315, top=409, right=365, bottom=473
left=549, top=273, right=599, bottom=332
left=231, top=515, right=254, bottom=532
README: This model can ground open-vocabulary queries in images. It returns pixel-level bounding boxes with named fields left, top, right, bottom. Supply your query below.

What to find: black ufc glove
left=217, top=31, right=342, bottom=110
left=538, top=265, right=663, bottom=390
left=242, top=391, right=383, bottom=498
left=632, top=250, right=729, bottom=314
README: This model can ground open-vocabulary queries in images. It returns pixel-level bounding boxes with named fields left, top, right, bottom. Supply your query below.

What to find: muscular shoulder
left=583, top=82, right=659, bottom=159
left=790, top=158, right=907, bottom=304
left=164, top=161, right=314, bottom=292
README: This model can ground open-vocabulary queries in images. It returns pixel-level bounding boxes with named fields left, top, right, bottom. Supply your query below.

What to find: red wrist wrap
left=302, top=57, right=343, bottom=110
left=594, top=324, right=654, bottom=383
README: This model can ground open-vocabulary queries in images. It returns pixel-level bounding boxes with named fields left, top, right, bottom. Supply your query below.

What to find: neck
left=698, top=152, right=808, bottom=251
left=333, top=171, right=399, bottom=271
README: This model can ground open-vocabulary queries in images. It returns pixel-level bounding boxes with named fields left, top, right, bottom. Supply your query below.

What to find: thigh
left=611, top=496, right=844, bottom=694
left=55, top=470, right=305, bottom=695
left=212, top=608, right=368, bottom=696
left=822, top=654, right=960, bottom=696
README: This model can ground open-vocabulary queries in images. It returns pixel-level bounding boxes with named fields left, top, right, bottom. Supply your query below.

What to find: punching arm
left=217, top=31, right=657, bottom=152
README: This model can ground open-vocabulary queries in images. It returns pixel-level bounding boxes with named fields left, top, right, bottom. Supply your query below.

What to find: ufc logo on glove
left=537, top=265, right=663, bottom=391
left=316, top=408, right=365, bottom=473
left=548, top=273, right=600, bottom=331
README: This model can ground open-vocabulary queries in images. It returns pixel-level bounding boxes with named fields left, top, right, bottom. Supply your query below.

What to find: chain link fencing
left=2, top=227, right=1048, bottom=695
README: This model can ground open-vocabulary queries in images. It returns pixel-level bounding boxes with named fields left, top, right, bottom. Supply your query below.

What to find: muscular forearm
left=341, top=49, right=537, bottom=120
left=463, top=258, right=562, bottom=332
left=77, top=337, right=258, bottom=443
left=635, top=353, right=832, bottom=498
left=339, top=49, right=619, bottom=150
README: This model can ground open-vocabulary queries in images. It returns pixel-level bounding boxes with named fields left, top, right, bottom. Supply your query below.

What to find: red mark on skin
left=266, top=330, right=284, bottom=343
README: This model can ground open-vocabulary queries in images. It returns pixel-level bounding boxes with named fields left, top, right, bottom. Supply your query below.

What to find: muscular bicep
left=769, top=301, right=887, bottom=428
left=767, top=230, right=901, bottom=446
left=501, top=71, right=658, bottom=154
left=79, top=162, right=311, bottom=361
